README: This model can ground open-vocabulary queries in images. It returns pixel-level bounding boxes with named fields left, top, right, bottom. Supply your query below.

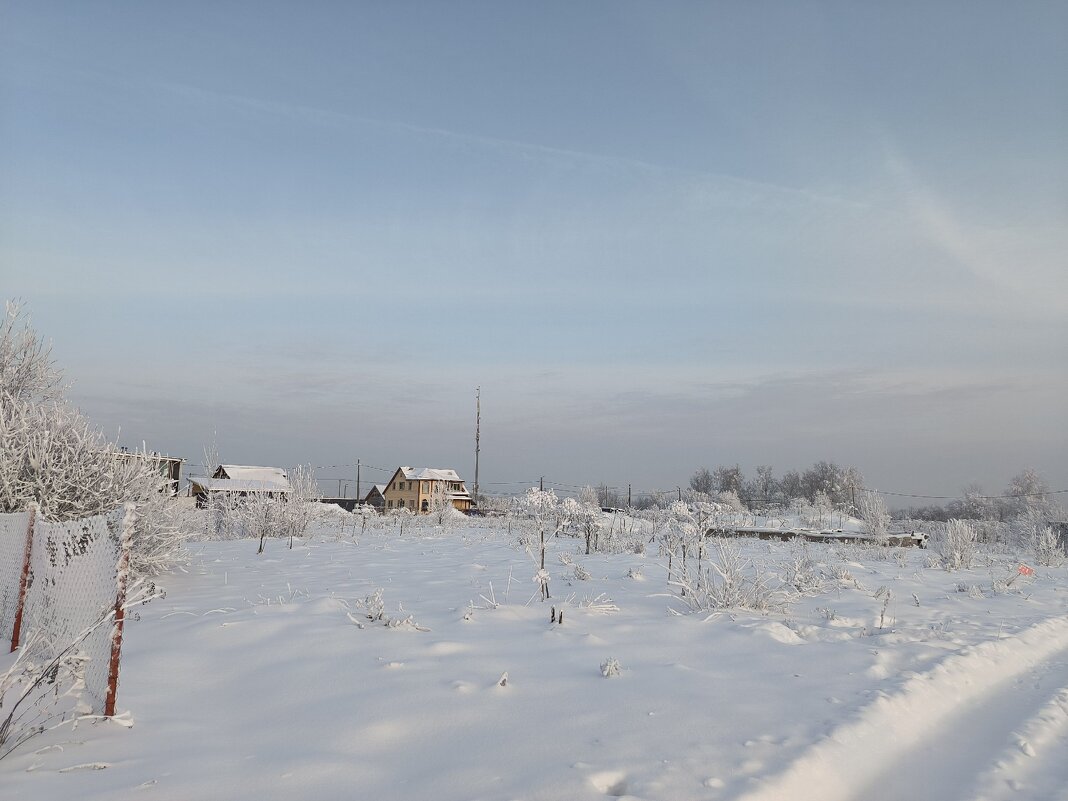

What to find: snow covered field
left=5, top=519, right=1068, bottom=801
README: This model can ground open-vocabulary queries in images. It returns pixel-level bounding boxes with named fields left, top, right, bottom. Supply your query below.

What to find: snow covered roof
left=214, top=465, right=290, bottom=490
left=190, top=477, right=292, bottom=494
left=399, top=467, right=464, bottom=482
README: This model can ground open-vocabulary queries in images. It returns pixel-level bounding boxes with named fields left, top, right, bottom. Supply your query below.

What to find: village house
left=116, top=450, right=185, bottom=496
left=381, top=467, right=472, bottom=514
left=362, top=484, right=387, bottom=512
left=189, top=464, right=292, bottom=508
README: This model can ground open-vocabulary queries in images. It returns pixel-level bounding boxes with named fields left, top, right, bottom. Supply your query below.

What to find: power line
left=861, top=487, right=1068, bottom=501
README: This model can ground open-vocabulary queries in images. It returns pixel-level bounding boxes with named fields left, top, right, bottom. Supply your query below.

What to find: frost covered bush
left=206, top=467, right=321, bottom=553
left=674, top=539, right=780, bottom=613
left=342, top=589, right=426, bottom=630
left=1033, top=526, right=1064, bottom=567
left=0, top=629, right=93, bottom=761
left=351, top=503, right=380, bottom=536
left=933, top=519, right=978, bottom=571
left=858, top=490, right=891, bottom=539
left=783, top=545, right=826, bottom=595
left=799, top=492, right=834, bottom=528
left=0, top=301, right=190, bottom=576
left=521, top=488, right=560, bottom=601
left=600, top=657, right=621, bottom=678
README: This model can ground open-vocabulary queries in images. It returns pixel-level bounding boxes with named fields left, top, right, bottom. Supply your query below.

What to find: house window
left=387, top=500, right=393, bottom=509
left=399, top=499, right=405, bottom=508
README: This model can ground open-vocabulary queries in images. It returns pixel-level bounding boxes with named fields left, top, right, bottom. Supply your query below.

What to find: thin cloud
left=159, top=80, right=863, bottom=212
left=884, top=147, right=1068, bottom=316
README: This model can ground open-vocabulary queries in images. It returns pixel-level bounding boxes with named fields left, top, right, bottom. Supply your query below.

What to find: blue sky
left=2, top=2, right=1066, bottom=500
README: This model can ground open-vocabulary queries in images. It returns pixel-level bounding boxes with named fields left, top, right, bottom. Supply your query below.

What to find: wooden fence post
left=104, top=503, right=136, bottom=717
left=10, top=504, right=37, bottom=653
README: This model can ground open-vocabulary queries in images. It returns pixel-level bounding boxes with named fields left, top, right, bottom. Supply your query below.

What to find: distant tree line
left=679, top=463, right=1062, bottom=522
left=896, top=469, right=1062, bottom=523
left=686, top=461, right=865, bottom=511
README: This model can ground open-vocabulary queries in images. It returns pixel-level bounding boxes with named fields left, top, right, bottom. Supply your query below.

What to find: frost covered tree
left=712, top=465, right=745, bottom=496
left=1001, top=469, right=1058, bottom=522
left=950, top=483, right=996, bottom=521
left=858, top=490, right=891, bottom=539
left=572, top=489, right=603, bottom=555
left=934, top=519, right=978, bottom=571
left=521, top=487, right=558, bottom=600
left=716, top=489, right=746, bottom=513
left=689, top=467, right=715, bottom=497
left=426, top=480, right=464, bottom=527
left=780, top=470, right=803, bottom=502
left=0, top=301, right=188, bottom=575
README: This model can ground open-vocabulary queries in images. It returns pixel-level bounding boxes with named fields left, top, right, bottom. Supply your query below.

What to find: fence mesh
left=1, top=507, right=127, bottom=714
left=0, top=509, right=32, bottom=641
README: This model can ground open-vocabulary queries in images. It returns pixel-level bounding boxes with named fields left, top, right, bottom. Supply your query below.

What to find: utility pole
left=628, top=484, right=631, bottom=508
left=539, top=476, right=544, bottom=492
left=677, top=486, right=682, bottom=502
left=356, top=459, right=361, bottom=501
left=473, top=387, right=481, bottom=507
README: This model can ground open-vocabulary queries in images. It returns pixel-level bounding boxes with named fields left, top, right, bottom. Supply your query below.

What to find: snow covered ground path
left=3, top=522, right=1066, bottom=800
left=738, top=617, right=1068, bottom=801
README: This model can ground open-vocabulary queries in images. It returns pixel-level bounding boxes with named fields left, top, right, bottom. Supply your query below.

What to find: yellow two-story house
left=382, top=466, right=472, bottom=513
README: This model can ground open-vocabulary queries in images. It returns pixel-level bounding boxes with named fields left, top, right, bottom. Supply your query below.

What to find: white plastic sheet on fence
left=1, top=506, right=128, bottom=714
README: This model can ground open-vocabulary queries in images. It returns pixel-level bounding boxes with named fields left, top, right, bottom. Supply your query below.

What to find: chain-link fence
left=0, top=504, right=133, bottom=715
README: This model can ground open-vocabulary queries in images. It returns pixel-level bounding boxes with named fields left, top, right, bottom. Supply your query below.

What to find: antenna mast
left=473, top=386, right=481, bottom=507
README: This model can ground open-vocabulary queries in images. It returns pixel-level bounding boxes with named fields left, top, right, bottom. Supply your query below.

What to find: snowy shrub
left=0, top=580, right=157, bottom=760
left=1034, top=526, right=1064, bottom=566
left=717, top=490, right=745, bottom=513
left=572, top=495, right=603, bottom=555
left=532, top=568, right=551, bottom=601
left=783, top=544, right=826, bottom=596
left=934, top=519, right=978, bottom=571
left=521, top=488, right=559, bottom=601
left=858, top=490, right=890, bottom=539
left=675, top=539, right=780, bottom=613
left=579, top=593, right=619, bottom=613
left=800, top=493, right=834, bottom=528
left=626, top=566, right=643, bottom=580
left=572, top=564, right=592, bottom=581
left=824, top=563, right=861, bottom=590
left=351, top=503, right=379, bottom=537
left=0, top=630, right=92, bottom=761
left=875, top=588, right=894, bottom=631
left=344, top=589, right=426, bottom=631
left=892, top=547, right=909, bottom=568
left=600, top=657, right=621, bottom=678
left=423, top=482, right=466, bottom=528
left=389, top=507, right=414, bottom=536
left=0, top=301, right=190, bottom=576
left=360, top=588, right=386, bottom=622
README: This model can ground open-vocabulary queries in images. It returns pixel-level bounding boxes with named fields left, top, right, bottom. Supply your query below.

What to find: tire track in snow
left=732, top=616, right=1068, bottom=801
left=969, top=685, right=1068, bottom=801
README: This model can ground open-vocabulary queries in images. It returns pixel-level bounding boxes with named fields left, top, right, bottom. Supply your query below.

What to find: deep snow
left=4, top=519, right=1067, bottom=801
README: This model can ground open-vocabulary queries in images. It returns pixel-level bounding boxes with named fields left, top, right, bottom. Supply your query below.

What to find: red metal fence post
left=104, top=503, right=135, bottom=717
left=10, top=504, right=37, bottom=653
